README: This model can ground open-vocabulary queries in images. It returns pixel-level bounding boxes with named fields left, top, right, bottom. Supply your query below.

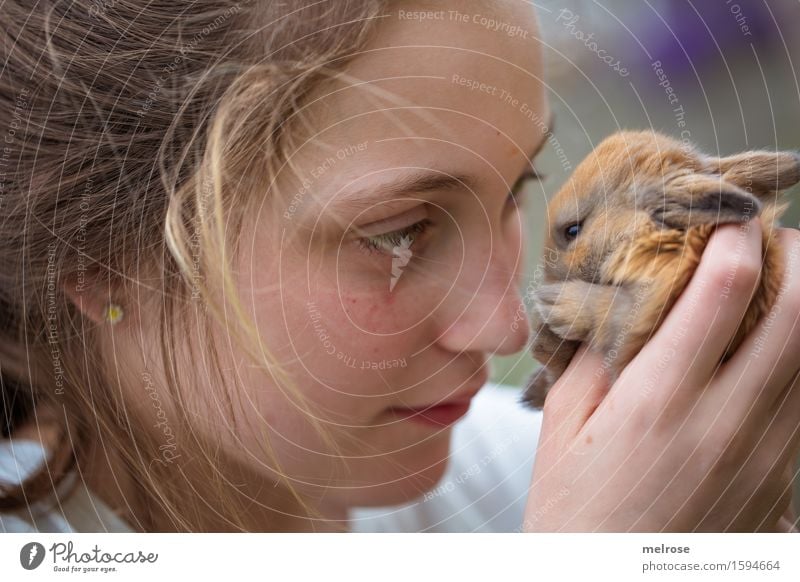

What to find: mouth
left=388, top=401, right=474, bottom=427
left=386, top=367, right=489, bottom=428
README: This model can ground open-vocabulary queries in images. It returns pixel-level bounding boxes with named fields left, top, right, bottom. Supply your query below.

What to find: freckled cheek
left=266, top=284, right=436, bottom=379
left=246, top=290, right=427, bottom=427
left=238, top=271, right=426, bottom=424
left=310, top=287, right=434, bottom=339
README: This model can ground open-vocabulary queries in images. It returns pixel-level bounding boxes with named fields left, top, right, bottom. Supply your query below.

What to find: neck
left=83, top=438, right=350, bottom=532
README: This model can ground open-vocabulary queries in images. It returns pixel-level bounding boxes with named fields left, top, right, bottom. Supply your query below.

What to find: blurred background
left=495, top=0, right=800, bottom=383
left=489, top=0, right=800, bottom=511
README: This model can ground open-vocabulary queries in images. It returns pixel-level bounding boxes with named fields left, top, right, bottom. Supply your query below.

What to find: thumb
left=540, top=343, right=612, bottom=445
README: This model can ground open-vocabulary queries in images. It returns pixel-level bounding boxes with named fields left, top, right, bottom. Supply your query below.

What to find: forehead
left=284, top=3, right=547, bottom=199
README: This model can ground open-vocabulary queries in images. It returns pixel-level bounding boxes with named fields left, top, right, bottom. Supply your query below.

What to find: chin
left=336, top=429, right=455, bottom=508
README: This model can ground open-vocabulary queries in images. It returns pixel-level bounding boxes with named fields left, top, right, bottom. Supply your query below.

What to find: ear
left=62, top=272, right=125, bottom=326
left=644, top=174, right=761, bottom=229
left=712, top=150, right=800, bottom=195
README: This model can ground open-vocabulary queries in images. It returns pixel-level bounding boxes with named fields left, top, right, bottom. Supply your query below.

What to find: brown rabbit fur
left=520, top=130, right=800, bottom=409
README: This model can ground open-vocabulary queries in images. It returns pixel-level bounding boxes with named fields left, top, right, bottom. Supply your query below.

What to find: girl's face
left=200, top=2, right=548, bottom=512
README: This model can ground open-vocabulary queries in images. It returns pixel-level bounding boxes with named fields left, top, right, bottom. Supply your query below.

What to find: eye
left=357, top=219, right=431, bottom=255
left=564, top=222, right=582, bottom=241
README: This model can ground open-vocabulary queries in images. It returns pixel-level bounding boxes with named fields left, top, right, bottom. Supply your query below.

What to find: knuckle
left=691, top=434, right=729, bottom=477
left=696, top=419, right=750, bottom=475
left=708, top=251, right=760, bottom=298
left=777, top=226, right=800, bottom=253
left=776, top=231, right=800, bottom=314
left=734, top=253, right=762, bottom=290
left=724, top=424, right=754, bottom=461
left=780, top=283, right=800, bottom=319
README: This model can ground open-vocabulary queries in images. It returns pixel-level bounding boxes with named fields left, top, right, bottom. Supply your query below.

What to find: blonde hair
left=0, top=0, right=390, bottom=531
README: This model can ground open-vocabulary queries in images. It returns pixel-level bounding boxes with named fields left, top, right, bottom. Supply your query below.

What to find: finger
left=717, top=227, right=800, bottom=417
left=539, top=343, right=612, bottom=445
left=635, top=220, right=763, bottom=389
left=765, top=367, right=800, bottom=467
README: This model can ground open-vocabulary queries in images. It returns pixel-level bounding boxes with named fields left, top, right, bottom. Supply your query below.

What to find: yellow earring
left=102, top=302, right=124, bottom=324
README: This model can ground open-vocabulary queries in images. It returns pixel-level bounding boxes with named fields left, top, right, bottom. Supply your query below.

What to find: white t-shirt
left=0, top=383, right=542, bottom=533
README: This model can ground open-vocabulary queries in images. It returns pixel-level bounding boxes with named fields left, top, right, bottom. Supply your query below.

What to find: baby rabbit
left=521, top=130, right=800, bottom=409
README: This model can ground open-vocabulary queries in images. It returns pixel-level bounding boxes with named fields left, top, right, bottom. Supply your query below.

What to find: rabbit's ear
left=712, top=150, right=800, bottom=194
left=644, top=174, right=761, bottom=229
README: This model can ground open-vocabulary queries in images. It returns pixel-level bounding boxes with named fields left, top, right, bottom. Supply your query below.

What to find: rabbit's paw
left=520, top=366, right=555, bottom=409
left=534, top=281, right=600, bottom=341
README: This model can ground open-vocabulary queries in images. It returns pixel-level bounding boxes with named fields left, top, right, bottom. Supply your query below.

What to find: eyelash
left=357, top=219, right=432, bottom=255
left=357, top=167, right=544, bottom=255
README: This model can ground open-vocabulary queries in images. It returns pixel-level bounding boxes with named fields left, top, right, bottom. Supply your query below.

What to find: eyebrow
left=332, top=171, right=477, bottom=214
left=331, top=118, right=553, bottom=213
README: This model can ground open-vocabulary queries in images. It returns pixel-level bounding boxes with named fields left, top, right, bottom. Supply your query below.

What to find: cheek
left=246, top=275, right=436, bottom=405
left=239, top=225, right=461, bottom=413
left=273, top=286, right=439, bottom=419
left=305, top=285, right=429, bottom=363
left=312, top=245, right=444, bottom=336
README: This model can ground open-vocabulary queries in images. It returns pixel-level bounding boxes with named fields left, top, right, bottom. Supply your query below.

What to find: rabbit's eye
left=564, top=222, right=582, bottom=240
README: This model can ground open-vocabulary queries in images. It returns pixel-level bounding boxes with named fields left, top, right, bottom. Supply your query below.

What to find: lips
left=388, top=400, right=473, bottom=427
left=386, top=367, right=489, bottom=427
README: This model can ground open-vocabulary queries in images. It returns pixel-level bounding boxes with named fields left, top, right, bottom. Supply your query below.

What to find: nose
left=432, top=237, right=531, bottom=357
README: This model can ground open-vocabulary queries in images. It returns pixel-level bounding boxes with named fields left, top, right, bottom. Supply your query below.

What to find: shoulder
left=349, top=382, right=543, bottom=532
left=0, top=439, right=133, bottom=533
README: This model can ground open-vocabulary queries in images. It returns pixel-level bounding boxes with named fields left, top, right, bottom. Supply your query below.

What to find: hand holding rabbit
left=522, top=130, right=800, bottom=407
left=524, top=220, right=800, bottom=531
left=522, top=131, right=800, bottom=532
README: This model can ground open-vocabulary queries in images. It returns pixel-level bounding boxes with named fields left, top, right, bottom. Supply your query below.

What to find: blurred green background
left=488, top=0, right=800, bottom=515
